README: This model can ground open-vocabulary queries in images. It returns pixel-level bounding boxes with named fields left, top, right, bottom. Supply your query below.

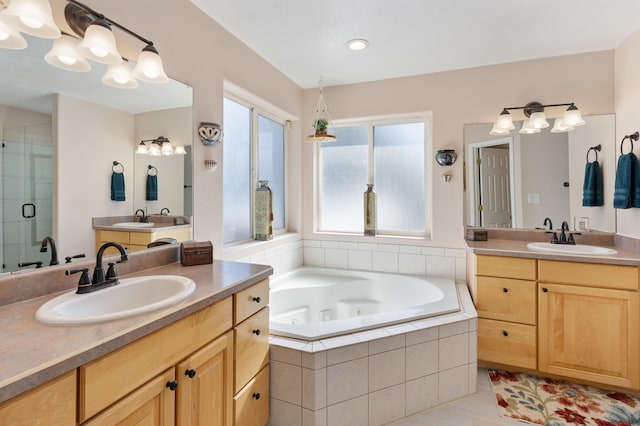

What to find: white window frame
left=314, top=112, right=433, bottom=239
left=223, top=93, right=289, bottom=246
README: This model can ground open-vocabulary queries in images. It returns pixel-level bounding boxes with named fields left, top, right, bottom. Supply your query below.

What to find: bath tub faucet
left=40, top=236, right=59, bottom=266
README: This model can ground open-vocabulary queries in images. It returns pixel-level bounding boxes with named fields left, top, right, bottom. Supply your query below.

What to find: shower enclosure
left=1, top=122, right=53, bottom=273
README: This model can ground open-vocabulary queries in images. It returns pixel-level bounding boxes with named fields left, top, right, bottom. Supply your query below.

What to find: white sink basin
left=35, top=275, right=196, bottom=325
left=526, top=242, right=617, bottom=256
left=112, top=222, right=154, bottom=228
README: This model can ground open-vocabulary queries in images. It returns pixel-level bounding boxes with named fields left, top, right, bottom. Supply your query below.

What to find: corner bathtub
left=269, top=267, right=460, bottom=340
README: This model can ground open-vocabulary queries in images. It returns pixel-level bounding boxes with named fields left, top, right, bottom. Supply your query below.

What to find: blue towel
left=582, top=161, right=603, bottom=206
left=613, top=152, right=640, bottom=209
left=111, top=172, right=125, bottom=201
left=146, top=174, right=158, bottom=201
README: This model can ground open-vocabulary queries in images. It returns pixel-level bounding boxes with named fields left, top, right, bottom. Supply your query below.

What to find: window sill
left=221, top=232, right=301, bottom=260
left=309, top=231, right=432, bottom=246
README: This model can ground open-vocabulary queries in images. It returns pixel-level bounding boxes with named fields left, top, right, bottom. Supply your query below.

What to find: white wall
left=55, top=95, right=134, bottom=257
left=615, top=27, right=640, bottom=238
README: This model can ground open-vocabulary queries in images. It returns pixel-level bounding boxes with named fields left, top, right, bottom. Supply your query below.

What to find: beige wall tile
left=406, top=340, right=438, bottom=380
left=369, top=334, right=405, bottom=355
left=406, top=374, right=438, bottom=416
left=327, top=357, right=368, bottom=405
left=271, top=360, right=302, bottom=405
left=369, top=348, right=405, bottom=391
left=302, top=367, right=327, bottom=410
left=439, top=333, right=469, bottom=370
left=327, top=395, right=368, bottom=426
left=269, top=398, right=302, bottom=426
left=438, top=365, right=469, bottom=404
left=369, top=383, right=406, bottom=426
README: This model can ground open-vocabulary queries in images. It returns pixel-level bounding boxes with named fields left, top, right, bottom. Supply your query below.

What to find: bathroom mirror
left=463, top=114, right=616, bottom=233
left=0, top=36, right=192, bottom=273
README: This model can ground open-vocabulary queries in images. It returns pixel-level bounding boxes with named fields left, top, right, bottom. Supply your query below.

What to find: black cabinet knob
left=542, top=287, right=548, bottom=293
left=252, top=329, right=261, bottom=336
left=253, top=296, right=261, bottom=303
left=185, top=369, right=196, bottom=378
left=502, top=330, right=509, bottom=337
left=166, top=380, right=178, bottom=391
left=252, top=392, right=261, bottom=400
left=502, top=288, right=508, bottom=293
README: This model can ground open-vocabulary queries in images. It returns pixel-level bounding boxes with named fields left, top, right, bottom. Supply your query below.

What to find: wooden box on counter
left=180, top=241, right=213, bottom=266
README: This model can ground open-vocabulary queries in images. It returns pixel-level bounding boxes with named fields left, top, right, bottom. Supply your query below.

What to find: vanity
left=93, top=216, right=193, bottom=253
left=0, top=245, right=271, bottom=425
left=466, top=229, right=640, bottom=391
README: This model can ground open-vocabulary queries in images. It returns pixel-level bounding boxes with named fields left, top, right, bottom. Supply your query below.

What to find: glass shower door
left=1, top=123, right=53, bottom=272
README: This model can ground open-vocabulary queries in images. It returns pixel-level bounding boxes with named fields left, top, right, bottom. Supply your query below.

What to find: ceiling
left=191, top=0, right=640, bottom=89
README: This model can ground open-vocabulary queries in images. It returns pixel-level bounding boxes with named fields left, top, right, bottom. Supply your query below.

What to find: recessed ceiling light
left=346, top=39, right=369, bottom=51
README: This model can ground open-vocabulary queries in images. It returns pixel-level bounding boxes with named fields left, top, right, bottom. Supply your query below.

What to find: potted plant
left=313, top=119, right=328, bottom=136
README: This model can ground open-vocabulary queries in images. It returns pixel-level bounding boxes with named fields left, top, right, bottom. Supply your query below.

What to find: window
left=223, top=97, right=286, bottom=244
left=317, top=117, right=428, bottom=236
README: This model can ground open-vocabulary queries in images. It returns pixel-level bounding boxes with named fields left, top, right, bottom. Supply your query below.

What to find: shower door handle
left=21, top=203, right=35, bottom=218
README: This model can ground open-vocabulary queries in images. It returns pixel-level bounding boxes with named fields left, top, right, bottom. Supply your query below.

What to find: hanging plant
left=314, top=118, right=329, bottom=135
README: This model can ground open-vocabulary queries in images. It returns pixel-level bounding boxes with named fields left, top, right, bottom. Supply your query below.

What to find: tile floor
left=389, top=368, right=518, bottom=425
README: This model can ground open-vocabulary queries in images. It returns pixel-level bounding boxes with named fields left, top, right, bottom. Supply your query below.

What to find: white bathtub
left=269, top=267, right=460, bottom=340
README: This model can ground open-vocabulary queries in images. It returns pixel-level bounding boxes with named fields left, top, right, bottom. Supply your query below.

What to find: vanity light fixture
left=0, top=0, right=60, bottom=39
left=346, top=39, right=369, bottom=51
left=137, top=136, right=186, bottom=156
left=63, top=0, right=168, bottom=83
left=44, top=34, right=90, bottom=72
left=102, top=60, right=138, bottom=89
left=490, top=101, right=585, bottom=136
left=307, top=79, right=337, bottom=142
left=0, top=18, right=27, bottom=49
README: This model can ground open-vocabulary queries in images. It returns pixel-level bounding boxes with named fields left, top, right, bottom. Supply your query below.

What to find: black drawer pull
left=502, top=330, right=509, bottom=337
left=166, top=380, right=178, bottom=391
left=252, top=329, right=261, bottom=336
left=502, top=287, right=508, bottom=293
left=542, top=287, right=548, bottom=293
left=253, top=296, right=261, bottom=303
left=253, top=392, right=261, bottom=400
left=185, top=369, right=196, bottom=378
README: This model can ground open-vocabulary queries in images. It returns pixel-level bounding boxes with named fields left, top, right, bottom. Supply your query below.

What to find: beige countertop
left=0, top=259, right=272, bottom=404
left=92, top=215, right=192, bottom=233
left=465, top=238, right=640, bottom=266
left=93, top=223, right=192, bottom=232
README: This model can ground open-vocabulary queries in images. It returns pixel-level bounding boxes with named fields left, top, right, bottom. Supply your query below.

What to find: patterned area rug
left=488, top=369, right=640, bottom=425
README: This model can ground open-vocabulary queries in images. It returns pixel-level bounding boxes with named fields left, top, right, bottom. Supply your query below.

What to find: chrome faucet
left=160, top=207, right=170, bottom=216
left=68, top=242, right=129, bottom=294
left=543, top=217, right=553, bottom=231
left=135, top=208, right=148, bottom=223
left=40, top=236, right=59, bottom=266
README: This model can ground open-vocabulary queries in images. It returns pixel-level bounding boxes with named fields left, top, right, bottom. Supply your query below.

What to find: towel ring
left=621, top=132, right=639, bottom=155
left=586, top=144, right=601, bottom=163
left=148, top=165, right=158, bottom=176
left=112, top=161, right=124, bottom=173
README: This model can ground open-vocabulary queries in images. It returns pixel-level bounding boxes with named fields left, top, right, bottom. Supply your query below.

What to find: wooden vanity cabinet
left=95, top=227, right=191, bottom=254
left=0, top=370, right=76, bottom=425
left=471, top=254, right=538, bottom=369
left=233, top=279, right=270, bottom=426
left=79, top=298, right=233, bottom=425
left=538, top=260, right=640, bottom=389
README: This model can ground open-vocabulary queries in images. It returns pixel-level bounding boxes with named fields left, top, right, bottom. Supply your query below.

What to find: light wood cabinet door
left=478, top=318, right=537, bottom=369
left=0, top=370, right=76, bottom=425
left=538, top=283, right=640, bottom=389
left=234, top=365, right=269, bottom=426
left=234, top=307, right=270, bottom=393
left=176, top=331, right=234, bottom=426
left=83, top=368, right=176, bottom=426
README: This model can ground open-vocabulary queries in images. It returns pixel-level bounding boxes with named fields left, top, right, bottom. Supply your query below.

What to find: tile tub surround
left=268, top=283, right=478, bottom=426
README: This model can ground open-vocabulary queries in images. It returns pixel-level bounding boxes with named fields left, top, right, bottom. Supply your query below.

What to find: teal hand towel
left=146, top=174, right=158, bottom=201
left=582, top=161, right=603, bottom=206
left=613, top=152, right=640, bottom=209
left=111, top=172, right=125, bottom=201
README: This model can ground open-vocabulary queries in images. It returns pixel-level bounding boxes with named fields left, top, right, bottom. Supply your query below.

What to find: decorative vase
left=364, top=184, right=377, bottom=236
left=255, top=180, right=273, bottom=240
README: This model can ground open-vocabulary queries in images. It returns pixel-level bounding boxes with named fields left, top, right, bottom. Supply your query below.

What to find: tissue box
left=180, top=241, right=213, bottom=266
left=465, top=228, right=488, bottom=241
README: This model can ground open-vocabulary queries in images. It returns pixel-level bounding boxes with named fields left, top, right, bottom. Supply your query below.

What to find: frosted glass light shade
left=489, top=124, right=510, bottom=136
left=563, top=106, right=585, bottom=127
left=0, top=18, right=27, bottom=49
left=161, top=141, right=173, bottom=155
left=496, top=110, right=515, bottom=130
left=133, top=45, right=168, bottom=84
left=0, top=0, right=60, bottom=39
left=528, top=112, right=549, bottom=129
left=45, top=34, right=91, bottom=72
left=550, top=118, right=574, bottom=133
left=519, top=120, right=541, bottom=134
left=136, top=142, right=148, bottom=154
left=77, top=22, right=122, bottom=65
left=148, top=142, right=161, bottom=156
left=173, top=145, right=187, bottom=155
left=102, top=61, right=139, bottom=89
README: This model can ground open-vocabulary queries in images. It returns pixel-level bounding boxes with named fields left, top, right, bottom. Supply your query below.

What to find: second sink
left=527, top=242, right=617, bottom=256
left=112, top=222, right=155, bottom=228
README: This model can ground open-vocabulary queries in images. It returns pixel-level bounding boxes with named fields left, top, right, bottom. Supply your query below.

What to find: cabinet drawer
left=234, top=279, right=269, bottom=325
left=539, top=260, right=639, bottom=290
left=235, top=307, right=269, bottom=393
left=476, top=254, right=537, bottom=280
left=129, top=232, right=154, bottom=246
left=79, top=298, right=232, bottom=422
left=476, top=277, right=536, bottom=324
left=478, top=318, right=536, bottom=369
left=234, top=365, right=269, bottom=426
left=96, top=230, right=130, bottom=244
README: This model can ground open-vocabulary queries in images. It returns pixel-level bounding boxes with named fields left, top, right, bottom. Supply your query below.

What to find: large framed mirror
left=464, top=114, right=616, bottom=233
left=0, top=36, right=192, bottom=273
